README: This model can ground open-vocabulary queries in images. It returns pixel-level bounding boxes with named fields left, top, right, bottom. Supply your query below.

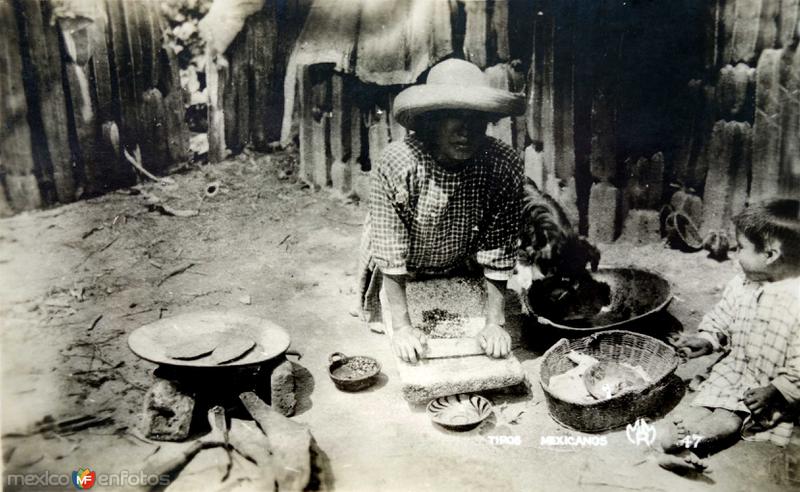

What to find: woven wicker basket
left=539, top=330, right=679, bottom=432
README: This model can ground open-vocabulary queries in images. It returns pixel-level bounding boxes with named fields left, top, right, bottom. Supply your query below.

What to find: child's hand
left=743, top=385, right=784, bottom=415
left=669, top=335, right=713, bottom=358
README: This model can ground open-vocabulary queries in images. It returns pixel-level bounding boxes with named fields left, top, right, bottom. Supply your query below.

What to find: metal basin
left=524, top=267, right=672, bottom=332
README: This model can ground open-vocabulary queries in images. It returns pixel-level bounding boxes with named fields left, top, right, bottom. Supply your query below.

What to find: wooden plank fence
left=3, top=0, right=799, bottom=244
left=0, top=0, right=189, bottom=215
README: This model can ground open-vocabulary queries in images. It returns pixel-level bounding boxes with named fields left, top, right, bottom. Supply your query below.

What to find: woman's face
left=432, top=110, right=490, bottom=164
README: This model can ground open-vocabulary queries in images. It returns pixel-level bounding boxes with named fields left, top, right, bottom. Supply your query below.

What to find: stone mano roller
left=421, top=338, right=485, bottom=359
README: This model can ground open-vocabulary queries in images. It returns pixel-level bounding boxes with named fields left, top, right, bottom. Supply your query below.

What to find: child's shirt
left=693, top=274, right=800, bottom=444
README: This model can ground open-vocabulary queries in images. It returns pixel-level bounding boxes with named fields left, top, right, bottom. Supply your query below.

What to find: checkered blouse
left=359, top=133, right=523, bottom=280
left=694, top=274, right=800, bottom=444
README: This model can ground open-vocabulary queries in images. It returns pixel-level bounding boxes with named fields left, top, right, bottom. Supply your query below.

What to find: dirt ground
left=1, top=149, right=798, bottom=491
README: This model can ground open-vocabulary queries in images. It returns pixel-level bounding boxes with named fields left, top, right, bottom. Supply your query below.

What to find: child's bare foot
left=657, top=450, right=709, bottom=474
left=657, top=418, right=690, bottom=454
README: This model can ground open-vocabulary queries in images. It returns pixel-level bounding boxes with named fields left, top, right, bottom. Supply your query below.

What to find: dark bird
left=509, top=178, right=602, bottom=315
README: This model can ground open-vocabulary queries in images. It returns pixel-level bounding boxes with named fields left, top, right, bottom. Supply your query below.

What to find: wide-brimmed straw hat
left=393, top=58, right=526, bottom=130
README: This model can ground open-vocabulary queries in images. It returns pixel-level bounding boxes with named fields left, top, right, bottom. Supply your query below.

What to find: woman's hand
left=477, top=323, right=511, bottom=358
left=669, top=335, right=713, bottom=358
left=391, top=325, right=428, bottom=363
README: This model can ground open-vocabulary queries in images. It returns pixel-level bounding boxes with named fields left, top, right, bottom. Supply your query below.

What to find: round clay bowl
left=427, top=394, right=493, bottom=431
left=328, top=353, right=382, bottom=392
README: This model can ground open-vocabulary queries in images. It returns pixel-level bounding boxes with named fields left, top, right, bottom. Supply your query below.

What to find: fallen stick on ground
left=157, top=263, right=196, bottom=287
left=88, top=314, right=103, bottom=331
left=3, top=411, right=114, bottom=438
left=149, top=204, right=199, bottom=218
left=124, top=146, right=175, bottom=186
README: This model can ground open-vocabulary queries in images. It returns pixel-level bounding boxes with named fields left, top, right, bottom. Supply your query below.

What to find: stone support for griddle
left=141, top=379, right=195, bottom=441
left=270, top=358, right=297, bottom=417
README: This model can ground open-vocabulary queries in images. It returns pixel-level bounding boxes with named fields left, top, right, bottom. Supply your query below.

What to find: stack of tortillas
left=128, top=311, right=291, bottom=367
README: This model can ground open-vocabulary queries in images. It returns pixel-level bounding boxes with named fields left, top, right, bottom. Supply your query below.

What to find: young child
left=662, top=198, right=800, bottom=468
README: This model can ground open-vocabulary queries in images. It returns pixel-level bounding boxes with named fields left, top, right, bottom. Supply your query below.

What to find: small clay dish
left=427, top=394, right=493, bottom=431
left=328, top=352, right=382, bottom=391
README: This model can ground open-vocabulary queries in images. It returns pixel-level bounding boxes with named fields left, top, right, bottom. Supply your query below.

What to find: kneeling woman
left=356, top=58, right=529, bottom=363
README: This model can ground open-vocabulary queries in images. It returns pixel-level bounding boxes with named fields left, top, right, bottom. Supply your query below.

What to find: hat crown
left=426, top=59, right=488, bottom=88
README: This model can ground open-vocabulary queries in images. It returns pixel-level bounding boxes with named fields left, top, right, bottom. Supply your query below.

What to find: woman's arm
left=383, top=273, right=427, bottom=363
left=478, top=277, right=511, bottom=358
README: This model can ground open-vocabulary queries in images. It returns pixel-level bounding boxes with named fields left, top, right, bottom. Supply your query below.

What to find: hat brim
left=393, top=85, right=526, bottom=130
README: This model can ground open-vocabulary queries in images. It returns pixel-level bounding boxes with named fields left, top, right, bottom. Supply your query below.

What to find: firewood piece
left=90, top=2, right=114, bottom=121
left=716, top=63, right=756, bottom=121
left=141, top=380, right=195, bottom=441
left=756, top=0, right=779, bottom=54
left=239, top=392, right=313, bottom=492
left=720, top=0, right=738, bottom=65
left=140, top=89, right=170, bottom=174
left=626, top=152, right=665, bottom=210
left=0, top=0, right=42, bottom=212
left=750, top=49, right=783, bottom=202
left=729, top=0, right=762, bottom=64
left=703, top=0, right=721, bottom=70
left=143, top=0, right=162, bottom=90
left=311, top=68, right=331, bottom=188
left=490, top=0, right=510, bottom=62
left=552, top=0, right=575, bottom=182
left=387, top=91, right=407, bottom=143
left=164, top=91, right=189, bottom=164
left=330, top=73, right=353, bottom=195
left=485, top=64, right=514, bottom=146
left=223, top=31, right=250, bottom=154
left=620, top=210, right=662, bottom=245
left=463, top=0, right=488, bottom=68
left=228, top=419, right=276, bottom=486
left=125, top=0, right=146, bottom=99
left=353, top=171, right=371, bottom=203
left=207, top=56, right=228, bottom=163
left=538, top=13, right=556, bottom=186
left=588, top=182, right=622, bottom=243
left=368, top=102, right=390, bottom=169
left=700, top=121, right=751, bottom=239
left=297, top=64, right=314, bottom=185
left=779, top=0, right=799, bottom=47
left=590, top=91, right=617, bottom=181
left=778, top=44, right=800, bottom=195
left=250, top=3, right=279, bottom=149
left=17, top=0, right=75, bottom=203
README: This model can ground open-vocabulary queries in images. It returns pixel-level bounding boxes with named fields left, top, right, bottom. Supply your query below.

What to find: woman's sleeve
left=368, top=147, right=412, bottom=275
left=476, top=147, right=522, bottom=281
